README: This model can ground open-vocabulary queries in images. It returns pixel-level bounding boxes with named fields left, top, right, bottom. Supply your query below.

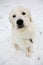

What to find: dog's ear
left=29, top=12, right=32, bottom=22
left=29, top=16, right=32, bottom=22
left=9, top=11, right=14, bottom=27
left=27, top=9, right=32, bottom=22
left=28, top=13, right=32, bottom=22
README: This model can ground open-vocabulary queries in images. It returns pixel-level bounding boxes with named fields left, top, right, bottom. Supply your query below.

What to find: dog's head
left=9, top=6, right=32, bottom=31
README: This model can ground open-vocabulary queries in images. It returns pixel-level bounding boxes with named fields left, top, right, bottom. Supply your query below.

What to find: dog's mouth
left=17, top=25, right=28, bottom=32
left=18, top=24, right=24, bottom=29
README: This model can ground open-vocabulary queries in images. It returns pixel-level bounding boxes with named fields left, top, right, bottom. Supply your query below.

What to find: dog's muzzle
left=16, top=19, right=24, bottom=28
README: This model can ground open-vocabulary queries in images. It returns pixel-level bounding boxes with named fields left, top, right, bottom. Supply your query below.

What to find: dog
left=9, top=6, right=36, bottom=57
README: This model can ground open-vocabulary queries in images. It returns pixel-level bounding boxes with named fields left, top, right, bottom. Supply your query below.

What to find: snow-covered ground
left=0, top=0, right=43, bottom=65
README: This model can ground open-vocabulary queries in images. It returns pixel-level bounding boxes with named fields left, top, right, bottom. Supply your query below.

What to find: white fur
left=9, top=6, right=36, bottom=56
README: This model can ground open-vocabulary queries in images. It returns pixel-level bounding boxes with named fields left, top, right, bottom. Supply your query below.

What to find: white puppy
left=9, top=6, right=36, bottom=57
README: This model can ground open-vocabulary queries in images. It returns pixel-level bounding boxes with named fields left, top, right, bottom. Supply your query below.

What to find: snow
left=0, top=0, right=43, bottom=65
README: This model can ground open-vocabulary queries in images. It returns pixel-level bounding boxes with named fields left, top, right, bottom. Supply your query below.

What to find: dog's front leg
left=25, top=46, right=32, bottom=57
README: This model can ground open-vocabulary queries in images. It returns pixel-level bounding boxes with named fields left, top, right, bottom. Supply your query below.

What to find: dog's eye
left=13, top=15, right=16, bottom=18
left=22, top=12, right=26, bottom=15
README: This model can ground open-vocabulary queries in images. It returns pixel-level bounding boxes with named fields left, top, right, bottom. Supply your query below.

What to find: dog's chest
left=12, top=29, right=32, bottom=49
left=13, top=29, right=31, bottom=40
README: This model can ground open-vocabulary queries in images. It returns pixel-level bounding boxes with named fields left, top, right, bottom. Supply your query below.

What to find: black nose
left=16, top=19, right=24, bottom=28
left=17, top=19, right=23, bottom=25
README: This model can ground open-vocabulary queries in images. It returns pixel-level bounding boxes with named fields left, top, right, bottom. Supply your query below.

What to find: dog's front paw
left=25, top=46, right=32, bottom=57
left=14, top=44, right=19, bottom=51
